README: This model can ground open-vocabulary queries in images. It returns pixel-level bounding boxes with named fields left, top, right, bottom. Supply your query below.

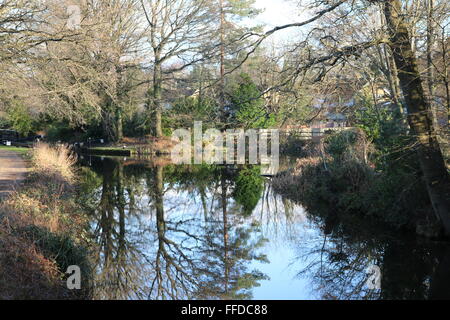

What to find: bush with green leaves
left=229, top=73, right=276, bottom=129
left=7, top=100, right=37, bottom=136
left=353, top=94, right=408, bottom=165
left=123, top=111, right=150, bottom=137
left=0, top=115, right=11, bottom=129
left=164, top=96, right=218, bottom=130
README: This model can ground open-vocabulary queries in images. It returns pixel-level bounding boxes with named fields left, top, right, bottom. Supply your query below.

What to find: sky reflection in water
left=78, top=156, right=450, bottom=300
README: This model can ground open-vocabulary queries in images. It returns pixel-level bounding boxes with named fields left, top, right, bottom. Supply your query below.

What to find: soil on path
left=0, top=150, right=28, bottom=199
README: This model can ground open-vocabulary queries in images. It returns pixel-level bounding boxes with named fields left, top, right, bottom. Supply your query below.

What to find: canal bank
left=0, top=148, right=29, bottom=199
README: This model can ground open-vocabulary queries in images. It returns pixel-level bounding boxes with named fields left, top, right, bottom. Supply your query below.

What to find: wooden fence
left=259, top=127, right=353, bottom=140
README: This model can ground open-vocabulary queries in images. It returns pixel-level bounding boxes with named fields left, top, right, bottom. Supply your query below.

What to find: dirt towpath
left=0, top=150, right=29, bottom=199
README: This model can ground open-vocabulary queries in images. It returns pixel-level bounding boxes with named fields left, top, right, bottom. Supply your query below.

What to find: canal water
left=77, top=156, right=450, bottom=300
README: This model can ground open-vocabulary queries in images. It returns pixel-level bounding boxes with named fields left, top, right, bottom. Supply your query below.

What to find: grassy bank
left=0, top=144, right=92, bottom=299
left=273, top=129, right=441, bottom=238
left=0, top=145, right=30, bottom=156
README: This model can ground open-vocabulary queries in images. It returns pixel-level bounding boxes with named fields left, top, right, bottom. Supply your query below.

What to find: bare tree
left=140, top=0, right=217, bottom=137
left=30, top=0, right=145, bottom=141
left=247, top=0, right=450, bottom=235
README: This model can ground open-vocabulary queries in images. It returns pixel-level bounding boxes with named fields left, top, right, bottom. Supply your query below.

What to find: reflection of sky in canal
left=167, top=185, right=323, bottom=300
left=86, top=162, right=325, bottom=299
left=82, top=158, right=450, bottom=300
left=247, top=191, right=323, bottom=300
left=161, top=184, right=325, bottom=300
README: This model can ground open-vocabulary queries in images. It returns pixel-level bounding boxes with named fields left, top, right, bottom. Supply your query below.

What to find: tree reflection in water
left=78, top=156, right=450, bottom=300
left=79, top=157, right=270, bottom=300
left=291, top=201, right=450, bottom=300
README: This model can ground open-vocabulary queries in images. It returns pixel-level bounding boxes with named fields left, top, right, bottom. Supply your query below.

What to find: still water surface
left=77, top=156, right=450, bottom=300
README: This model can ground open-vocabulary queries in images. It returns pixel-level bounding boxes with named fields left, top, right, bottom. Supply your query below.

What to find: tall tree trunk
left=439, top=30, right=450, bottom=125
left=219, top=0, right=227, bottom=128
left=102, top=101, right=122, bottom=143
left=426, top=0, right=435, bottom=99
left=152, top=52, right=163, bottom=138
left=115, top=67, right=124, bottom=142
left=221, top=169, right=229, bottom=295
left=376, top=11, right=403, bottom=117
left=102, top=104, right=116, bottom=143
left=383, top=0, right=450, bottom=236
left=116, top=106, right=123, bottom=142
left=383, top=44, right=406, bottom=118
left=116, top=163, right=126, bottom=253
left=426, top=0, right=439, bottom=128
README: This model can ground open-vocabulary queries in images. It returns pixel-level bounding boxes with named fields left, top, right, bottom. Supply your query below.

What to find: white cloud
left=252, top=0, right=311, bottom=43
left=254, top=0, right=300, bottom=28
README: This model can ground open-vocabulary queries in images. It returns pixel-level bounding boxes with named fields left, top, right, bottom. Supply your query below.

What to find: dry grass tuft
left=32, top=143, right=77, bottom=183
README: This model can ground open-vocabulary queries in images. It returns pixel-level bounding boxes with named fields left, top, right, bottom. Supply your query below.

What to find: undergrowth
left=0, top=143, right=92, bottom=299
left=273, top=129, right=440, bottom=237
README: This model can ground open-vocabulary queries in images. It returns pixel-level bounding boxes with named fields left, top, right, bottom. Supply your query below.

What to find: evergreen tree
left=229, top=73, right=275, bottom=129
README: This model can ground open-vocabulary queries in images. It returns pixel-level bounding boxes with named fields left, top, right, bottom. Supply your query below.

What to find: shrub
left=273, top=129, right=433, bottom=232
left=0, top=144, right=92, bottom=299
left=16, top=225, right=91, bottom=284
left=229, top=73, right=276, bottom=129
left=280, top=134, right=314, bottom=156
left=6, top=100, right=37, bottom=137
left=124, top=111, right=148, bottom=137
